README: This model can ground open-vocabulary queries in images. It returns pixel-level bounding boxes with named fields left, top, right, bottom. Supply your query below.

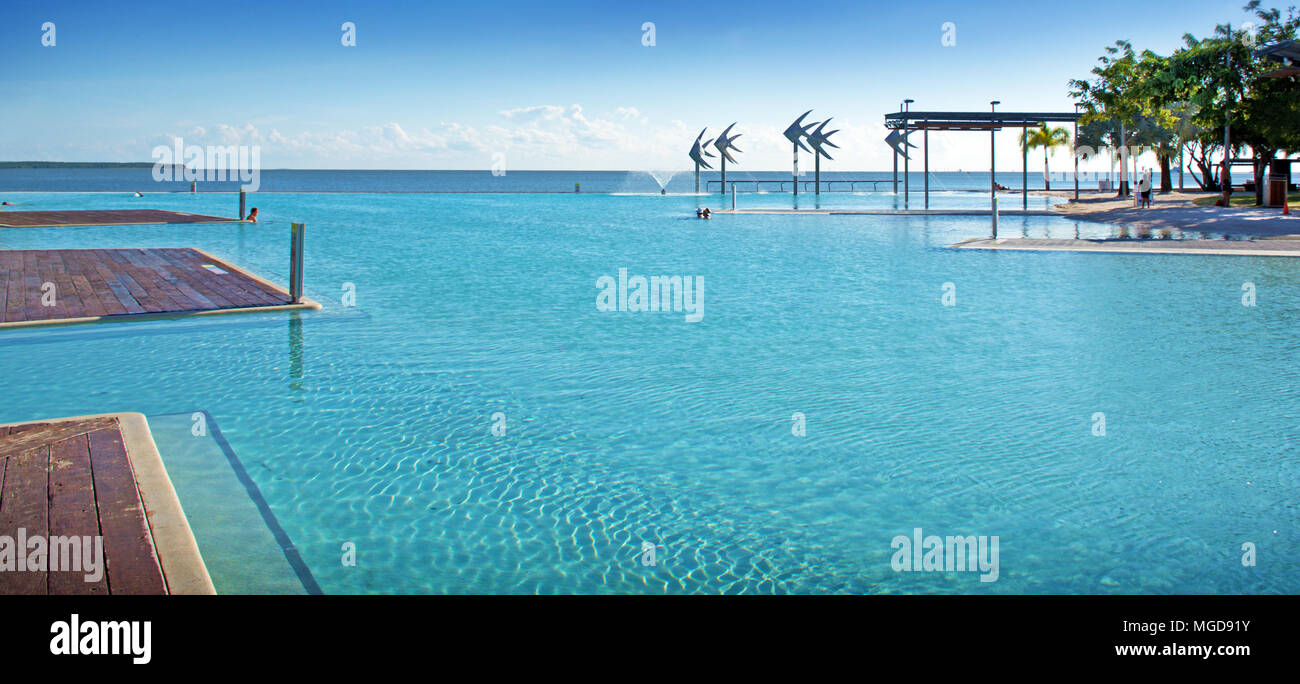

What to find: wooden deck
left=0, top=209, right=241, bottom=228
left=0, top=248, right=319, bottom=328
left=949, top=237, right=1300, bottom=257
left=0, top=414, right=213, bottom=595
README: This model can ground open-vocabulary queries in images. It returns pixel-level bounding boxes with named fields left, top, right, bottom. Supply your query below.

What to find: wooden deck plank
left=0, top=209, right=240, bottom=228
left=0, top=417, right=116, bottom=459
left=0, top=446, right=51, bottom=595
left=48, top=434, right=109, bottom=595
left=0, top=247, right=308, bottom=327
left=87, top=427, right=166, bottom=595
left=0, top=415, right=214, bottom=596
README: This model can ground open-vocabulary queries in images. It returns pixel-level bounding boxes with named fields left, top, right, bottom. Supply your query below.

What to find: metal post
left=1223, top=46, right=1232, bottom=201
left=987, top=130, right=998, bottom=206
left=1073, top=105, right=1080, bottom=201
left=923, top=127, right=929, bottom=209
left=903, top=124, right=910, bottom=208
left=902, top=99, right=913, bottom=207
left=239, top=189, right=246, bottom=220
left=1023, top=131, right=1028, bottom=210
left=1179, top=147, right=1184, bottom=192
left=990, top=131, right=996, bottom=205
left=814, top=153, right=821, bottom=196
left=893, top=149, right=898, bottom=194
left=990, top=101, right=999, bottom=208
left=695, top=164, right=700, bottom=194
left=731, top=183, right=736, bottom=209
left=793, top=143, right=799, bottom=196
left=992, top=197, right=999, bottom=239
left=720, top=158, right=726, bottom=195
left=1119, top=123, right=1127, bottom=196
left=289, top=222, right=305, bottom=304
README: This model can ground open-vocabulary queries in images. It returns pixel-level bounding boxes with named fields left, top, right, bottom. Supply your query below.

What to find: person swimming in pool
left=246, top=207, right=258, bottom=223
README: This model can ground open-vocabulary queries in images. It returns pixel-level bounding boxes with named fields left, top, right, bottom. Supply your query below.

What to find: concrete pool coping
left=0, top=412, right=216, bottom=595
left=712, top=208, right=1060, bottom=216
left=0, top=248, right=320, bottom=330
left=948, top=237, right=1300, bottom=257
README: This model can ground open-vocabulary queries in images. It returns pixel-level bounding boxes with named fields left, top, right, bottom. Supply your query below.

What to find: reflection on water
left=288, top=312, right=304, bottom=392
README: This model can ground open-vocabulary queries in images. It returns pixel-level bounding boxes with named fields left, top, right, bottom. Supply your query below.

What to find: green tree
left=1237, top=2, right=1300, bottom=204
left=1019, top=124, right=1071, bottom=190
left=1167, top=24, right=1253, bottom=204
left=1070, top=41, right=1143, bottom=195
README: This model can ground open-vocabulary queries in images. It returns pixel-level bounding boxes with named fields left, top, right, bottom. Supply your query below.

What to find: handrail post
left=239, top=189, right=246, bottom=220
left=289, top=222, right=305, bottom=304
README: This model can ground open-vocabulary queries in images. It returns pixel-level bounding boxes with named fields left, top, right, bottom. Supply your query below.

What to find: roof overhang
left=884, top=111, right=1081, bottom=131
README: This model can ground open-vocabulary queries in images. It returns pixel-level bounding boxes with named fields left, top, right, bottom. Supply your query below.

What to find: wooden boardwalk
left=949, top=237, right=1300, bottom=257
left=0, top=209, right=241, bottom=228
left=0, top=414, right=213, bottom=595
left=0, top=248, right=318, bottom=328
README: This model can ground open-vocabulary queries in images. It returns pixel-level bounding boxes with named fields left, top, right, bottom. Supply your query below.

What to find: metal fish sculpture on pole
left=885, top=129, right=917, bottom=194
left=783, top=110, right=818, bottom=196
left=713, top=123, right=742, bottom=195
left=807, top=119, right=840, bottom=196
left=688, top=128, right=715, bottom=194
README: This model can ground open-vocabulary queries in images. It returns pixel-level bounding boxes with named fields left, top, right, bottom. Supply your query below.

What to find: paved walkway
left=1053, top=193, right=1300, bottom=237
left=950, top=237, right=1300, bottom=257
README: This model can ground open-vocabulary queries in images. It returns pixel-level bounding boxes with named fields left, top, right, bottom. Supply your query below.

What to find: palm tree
left=1019, top=123, right=1072, bottom=190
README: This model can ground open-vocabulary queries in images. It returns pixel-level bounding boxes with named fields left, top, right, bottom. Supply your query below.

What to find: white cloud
left=83, top=105, right=1088, bottom=172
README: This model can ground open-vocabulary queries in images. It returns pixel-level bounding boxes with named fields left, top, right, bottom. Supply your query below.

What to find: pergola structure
left=884, top=109, right=1082, bottom=209
left=1256, top=40, right=1300, bottom=81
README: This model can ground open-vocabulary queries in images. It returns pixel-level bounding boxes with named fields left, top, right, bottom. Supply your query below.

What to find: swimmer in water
left=246, top=207, right=258, bottom=223
left=133, top=191, right=143, bottom=197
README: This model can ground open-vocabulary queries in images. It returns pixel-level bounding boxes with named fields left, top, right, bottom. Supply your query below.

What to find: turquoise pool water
left=1, top=190, right=1296, bottom=594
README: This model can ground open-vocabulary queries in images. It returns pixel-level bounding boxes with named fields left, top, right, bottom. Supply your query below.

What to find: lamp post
left=990, top=101, right=1000, bottom=206
left=903, top=99, right=914, bottom=207
left=1074, top=103, right=1080, bottom=201
left=1222, top=40, right=1233, bottom=205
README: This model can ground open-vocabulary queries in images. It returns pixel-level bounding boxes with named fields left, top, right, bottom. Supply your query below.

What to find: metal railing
left=705, top=179, right=896, bottom=193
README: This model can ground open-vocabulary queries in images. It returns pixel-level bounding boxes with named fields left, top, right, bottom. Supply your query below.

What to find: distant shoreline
left=0, top=162, right=157, bottom=169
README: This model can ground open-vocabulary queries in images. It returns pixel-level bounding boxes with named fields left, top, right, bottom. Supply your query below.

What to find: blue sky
left=0, top=0, right=1258, bottom=170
